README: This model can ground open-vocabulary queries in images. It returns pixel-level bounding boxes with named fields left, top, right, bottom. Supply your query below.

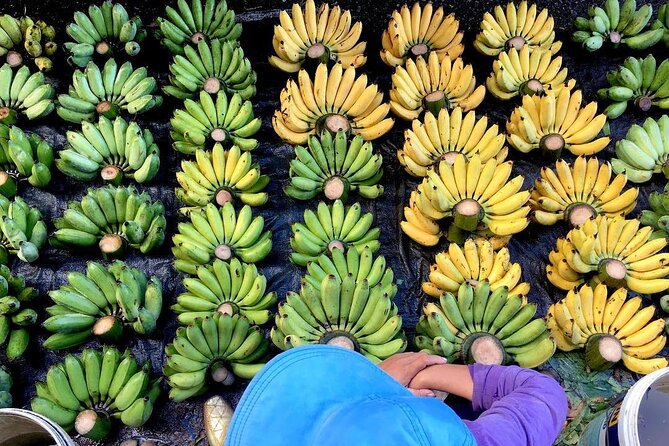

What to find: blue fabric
left=226, top=345, right=476, bottom=446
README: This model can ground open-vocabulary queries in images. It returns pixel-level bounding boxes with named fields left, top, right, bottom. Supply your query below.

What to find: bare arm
left=408, top=364, right=474, bottom=401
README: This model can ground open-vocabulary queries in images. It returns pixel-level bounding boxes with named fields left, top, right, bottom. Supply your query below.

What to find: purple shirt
left=463, top=364, right=568, bottom=446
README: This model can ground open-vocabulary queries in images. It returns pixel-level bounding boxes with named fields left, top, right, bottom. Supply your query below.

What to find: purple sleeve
left=462, top=364, right=568, bottom=446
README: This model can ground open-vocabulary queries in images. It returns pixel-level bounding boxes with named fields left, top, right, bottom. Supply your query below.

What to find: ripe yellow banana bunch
left=269, top=0, right=366, bottom=73
left=422, top=238, right=530, bottom=301
left=474, top=1, right=562, bottom=57
left=389, top=52, right=486, bottom=121
left=547, top=283, right=667, bottom=374
left=399, top=107, right=508, bottom=177
left=507, top=89, right=610, bottom=158
left=272, top=63, right=394, bottom=144
left=380, top=2, right=464, bottom=67
left=531, top=157, right=638, bottom=226
left=486, top=46, right=576, bottom=100
left=547, top=216, right=669, bottom=295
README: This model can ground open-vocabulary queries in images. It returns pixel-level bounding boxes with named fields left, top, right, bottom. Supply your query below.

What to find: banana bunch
left=270, top=0, right=366, bottom=72
left=380, top=2, right=463, bottom=67
left=164, top=39, right=256, bottom=100
left=547, top=283, right=667, bottom=374
left=0, top=15, right=58, bottom=72
left=0, top=15, right=22, bottom=67
left=0, top=195, right=46, bottom=264
left=43, top=261, right=162, bottom=350
left=653, top=3, right=669, bottom=46
left=474, top=1, right=561, bottom=56
left=531, top=157, right=638, bottom=227
left=611, top=116, right=669, bottom=183
left=422, top=239, right=530, bottom=301
left=416, top=281, right=555, bottom=368
left=56, top=116, right=159, bottom=185
left=172, top=258, right=276, bottom=325
left=389, top=52, right=485, bottom=121
left=290, top=200, right=380, bottom=266
left=572, top=0, right=662, bottom=51
left=0, top=64, right=54, bottom=124
left=0, top=366, right=11, bottom=408
left=164, top=313, right=268, bottom=402
left=547, top=216, right=669, bottom=295
left=273, top=63, right=393, bottom=144
left=0, top=265, right=38, bottom=361
left=399, top=108, right=508, bottom=178
left=31, top=347, right=161, bottom=439
left=640, top=183, right=669, bottom=239
left=303, top=246, right=393, bottom=291
left=173, top=202, right=272, bottom=275
left=176, top=144, right=268, bottom=213
left=51, top=185, right=166, bottom=258
left=0, top=124, right=53, bottom=197
left=285, top=131, right=383, bottom=202
left=486, top=46, right=576, bottom=100
left=401, top=154, right=530, bottom=247
left=57, top=59, right=162, bottom=123
left=156, top=0, right=241, bottom=55
left=64, top=2, right=146, bottom=67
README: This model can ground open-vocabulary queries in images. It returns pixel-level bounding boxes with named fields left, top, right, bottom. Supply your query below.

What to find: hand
left=378, top=352, right=447, bottom=397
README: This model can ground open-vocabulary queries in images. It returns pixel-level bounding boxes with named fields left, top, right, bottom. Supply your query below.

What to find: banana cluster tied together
left=0, top=195, right=46, bottom=264
left=0, top=124, right=53, bottom=197
left=0, top=265, right=38, bottom=361
left=0, top=366, right=11, bottom=408
left=640, top=183, right=669, bottom=239
left=0, top=15, right=58, bottom=72
left=0, top=64, right=54, bottom=124
left=611, top=116, right=669, bottom=183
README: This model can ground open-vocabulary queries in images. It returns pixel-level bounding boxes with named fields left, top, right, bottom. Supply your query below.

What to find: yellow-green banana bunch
left=0, top=64, right=54, bottom=125
left=290, top=200, right=380, bottom=266
left=64, top=2, right=146, bottom=67
left=547, top=283, right=667, bottom=374
left=156, top=0, right=241, bottom=55
left=270, top=0, right=366, bottom=72
left=640, top=183, right=669, bottom=239
left=285, top=131, right=383, bottom=202
left=573, top=0, right=662, bottom=51
left=0, top=15, right=58, bottom=72
left=164, top=313, right=268, bottom=402
left=164, top=39, right=256, bottom=100
left=390, top=52, right=486, bottom=120
left=422, top=239, right=530, bottom=301
left=475, top=1, right=561, bottom=56
left=43, top=261, right=162, bottom=350
left=172, top=258, right=276, bottom=325
left=0, top=265, right=38, bottom=361
left=611, top=116, right=669, bottom=183
left=486, top=46, right=576, bottom=100
left=0, top=195, right=46, bottom=264
left=31, top=347, right=161, bottom=440
left=547, top=216, right=669, bottom=295
left=273, top=63, right=393, bottom=144
left=56, top=116, right=160, bottom=185
left=380, top=2, right=463, bottom=67
left=0, top=365, right=11, bottom=408
left=0, top=15, right=22, bottom=67
left=57, top=59, right=162, bottom=123
left=653, top=3, right=669, bottom=46
left=399, top=108, right=507, bottom=177
left=51, top=185, right=166, bottom=258
left=531, top=157, right=638, bottom=227
left=0, top=124, right=53, bottom=197
left=416, top=281, right=555, bottom=368
left=173, top=202, right=272, bottom=275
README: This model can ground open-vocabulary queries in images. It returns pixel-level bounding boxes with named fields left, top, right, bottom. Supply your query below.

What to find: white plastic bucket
left=0, top=408, right=76, bottom=446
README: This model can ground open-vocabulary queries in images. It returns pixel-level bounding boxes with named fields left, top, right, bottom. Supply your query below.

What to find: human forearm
left=408, top=364, right=474, bottom=400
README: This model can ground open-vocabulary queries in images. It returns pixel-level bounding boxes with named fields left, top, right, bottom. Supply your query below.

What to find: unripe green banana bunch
left=176, top=144, right=268, bottom=215
left=173, top=202, right=272, bottom=275
left=171, top=90, right=261, bottom=154
left=640, top=183, right=669, bottom=240
left=164, top=39, right=256, bottom=100
left=572, top=0, right=663, bottom=51
left=0, top=264, right=38, bottom=361
left=0, top=64, right=55, bottom=125
left=652, top=3, right=669, bottom=46
left=285, top=131, right=384, bottom=202
left=0, top=15, right=22, bottom=65
left=173, top=258, right=276, bottom=326
left=164, top=313, right=268, bottom=402
left=0, top=15, right=57, bottom=72
left=291, top=200, right=380, bottom=267
left=51, top=185, right=166, bottom=258
left=156, top=0, right=242, bottom=55
left=0, top=365, right=11, bottom=408
left=56, top=116, right=160, bottom=185
left=64, top=1, right=146, bottom=68
left=0, top=123, right=53, bottom=197
left=611, top=116, right=669, bottom=183
left=0, top=195, right=46, bottom=264
left=416, top=281, right=555, bottom=368
left=599, top=55, right=669, bottom=119
left=57, top=59, right=162, bottom=124
left=43, top=261, right=163, bottom=350
left=31, top=347, right=161, bottom=440
left=271, top=272, right=406, bottom=363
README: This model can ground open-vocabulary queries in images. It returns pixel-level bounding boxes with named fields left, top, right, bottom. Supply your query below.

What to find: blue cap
left=226, top=345, right=476, bottom=446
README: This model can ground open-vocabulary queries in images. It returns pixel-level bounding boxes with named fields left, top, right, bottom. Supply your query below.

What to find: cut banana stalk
left=0, top=64, right=55, bottom=124
left=0, top=123, right=53, bottom=196
left=0, top=195, right=46, bottom=264
left=611, top=116, right=669, bottom=183
left=0, top=265, right=38, bottom=361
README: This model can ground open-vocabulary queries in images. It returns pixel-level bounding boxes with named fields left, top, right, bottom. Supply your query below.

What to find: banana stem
left=92, top=315, right=123, bottom=342
left=215, top=244, right=232, bottom=260
left=204, top=77, right=222, bottom=94
left=210, top=128, right=228, bottom=143
left=320, top=331, right=357, bottom=351
left=565, top=203, right=596, bottom=227
left=453, top=199, right=483, bottom=232
left=101, top=165, right=123, bottom=186
left=0, top=171, right=17, bottom=198
left=0, top=107, right=18, bottom=125
left=597, top=259, right=627, bottom=288
left=6, top=51, right=22, bottom=68
left=424, top=91, right=448, bottom=116
left=95, top=41, right=110, bottom=55
left=305, top=43, right=331, bottom=65
left=217, top=302, right=237, bottom=316
left=409, top=43, right=429, bottom=58
left=191, top=32, right=207, bottom=44
left=608, top=31, right=621, bottom=44
left=585, top=334, right=622, bottom=372
left=210, top=361, right=235, bottom=385
left=538, top=133, right=565, bottom=160
left=75, top=409, right=111, bottom=441
left=637, top=96, right=653, bottom=112
left=215, top=189, right=234, bottom=206
left=521, top=79, right=544, bottom=96
left=505, top=36, right=526, bottom=51
left=462, top=333, right=506, bottom=365
left=445, top=224, right=467, bottom=245
left=96, top=101, right=120, bottom=119
left=99, top=234, right=127, bottom=259
left=440, top=151, right=459, bottom=165
left=324, top=176, right=348, bottom=201
left=327, top=240, right=345, bottom=253
left=320, top=114, right=350, bottom=135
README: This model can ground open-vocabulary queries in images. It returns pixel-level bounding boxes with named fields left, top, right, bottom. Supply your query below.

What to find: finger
left=425, top=355, right=448, bottom=366
left=409, top=388, right=436, bottom=397
left=404, top=352, right=432, bottom=377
